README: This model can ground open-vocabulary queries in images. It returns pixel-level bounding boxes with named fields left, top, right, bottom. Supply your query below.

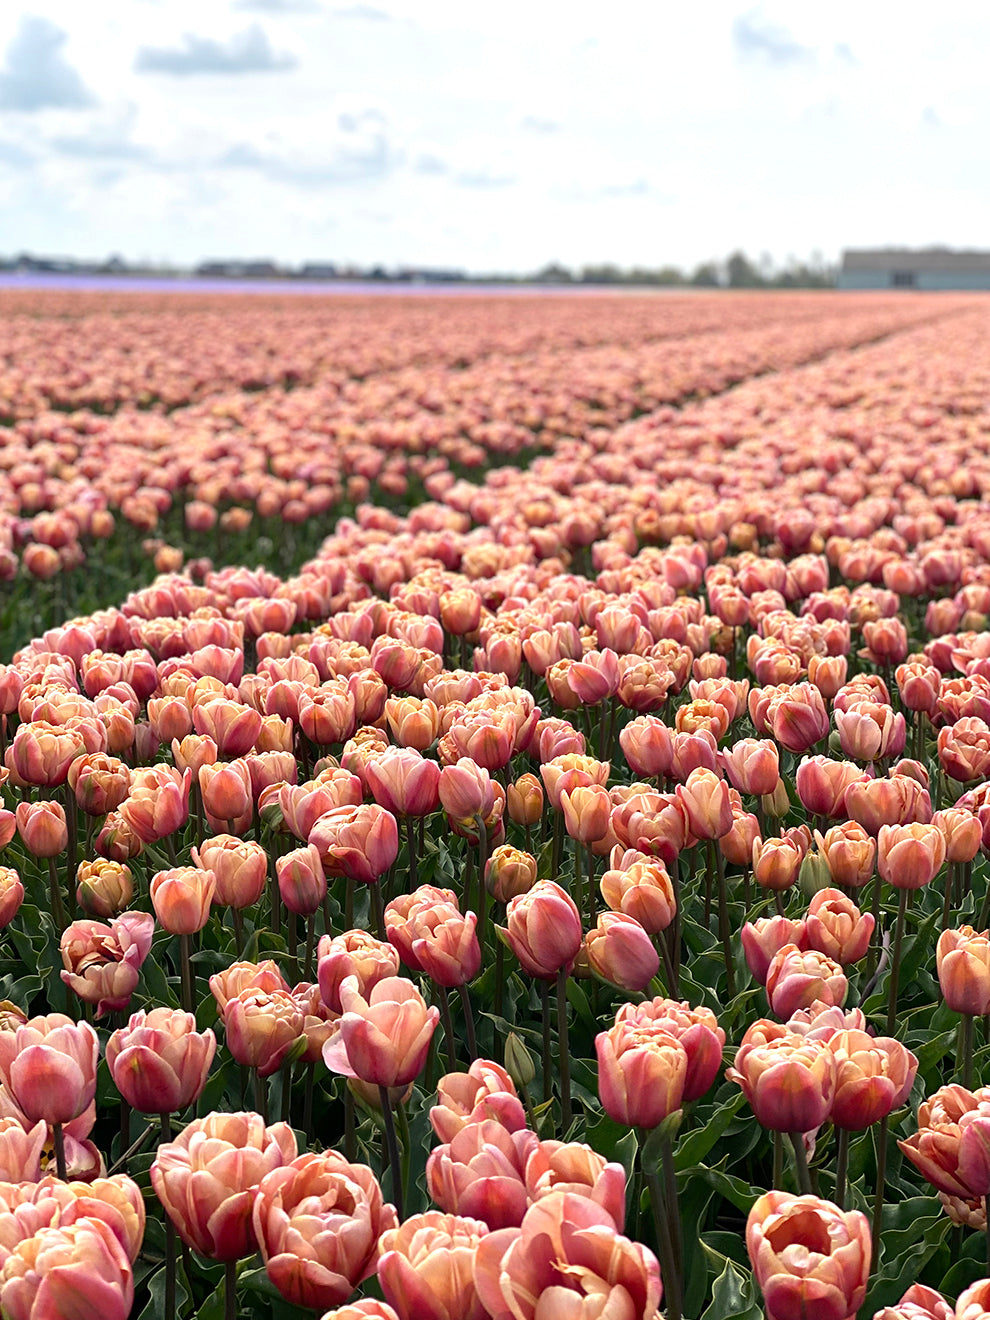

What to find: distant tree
left=536, top=262, right=574, bottom=283
left=690, top=261, right=722, bottom=287
left=726, top=251, right=764, bottom=288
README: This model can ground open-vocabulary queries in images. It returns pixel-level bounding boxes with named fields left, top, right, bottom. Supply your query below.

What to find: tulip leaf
left=685, top=1163, right=761, bottom=1216
left=564, top=976, right=598, bottom=1032
left=698, top=1254, right=761, bottom=1320
left=136, top=1264, right=190, bottom=1320
left=675, top=1090, right=747, bottom=1171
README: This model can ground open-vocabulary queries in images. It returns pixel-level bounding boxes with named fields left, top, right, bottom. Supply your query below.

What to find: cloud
left=331, top=5, right=392, bottom=19
left=234, top=0, right=320, bottom=11
left=0, top=139, right=34, bottom=166
left=0, top=16, right=94, bottom=111
left=412, top=149, right=448, bottom=175
left=50, top=107, right=152, bottom=162
left=135, top=25, right=298, bottom=75
left=217, top=106, right=396, bottom=184
left=453, top=169, right=516, bottom=189
left=519, top=115, right=560, bottom=134
left=732, top=10, right=814, bottom=65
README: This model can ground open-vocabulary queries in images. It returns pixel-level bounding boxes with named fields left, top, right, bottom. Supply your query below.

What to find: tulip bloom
left=322, top=975, right=439, bottom=1088
left=727, top=1022, right=835, bottom=1132
left=766, top=944, right=848, bottom=1020
left=584, top=912, right=659, bottom=992
left=59, top=912, right=155, bottom=1018
left=222, top=988, right=306, bottom=1077
left=378, top=1212, right=490, bottom=1320
left=75, top=859, right=133, bottom=917
left=938, top=926, right=990, bottom=1017
left=426, top=1119, right=538, bottom=1228
left=499, top=881, right=582, bottom=980
left=898, top=1085, right=990, bottom=1199
left=484, top=846, right=538, bottom=903
left=473, top=1192, right=662, bottom=1320
left=805, top=888, right=874, bottom=965
left=106, top=1007, right=216, bottom=1114
left=150, top=866, right=216, bottom=935
left=252, top=1150, right=398, bottom=1310
left=150, top=1111, right=297, bottom=1261
left=0, top=1217, right=135, bottom=1320
left=599, top=855, right=675, bottom=934
left=430, top=1061, right=527, bottom=1143
left=877, top=822, right=946, bottom=890
left=742, top=916, right=807, bottom=985
left=14, top=800, right=68, bottom=858
left=276, top=844, right=327, bottom=917
left=746, top=1191, right=870, bottom=1320
left=815, top=820, right=876, bottom=889
left=193, top=835, right=267, bottom=909
left=309, top=804, right=399, bottom=884
left=595, top=1019, right=687, bottom=1129
left=317, top=930, right=400, bottom=1015
left=0, top=1014, right=99, bottom=1127
left=828, top=1029, right=917, bottom=1130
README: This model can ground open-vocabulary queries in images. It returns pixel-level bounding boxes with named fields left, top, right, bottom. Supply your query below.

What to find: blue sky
left=1, top=1, right=988, bottom=272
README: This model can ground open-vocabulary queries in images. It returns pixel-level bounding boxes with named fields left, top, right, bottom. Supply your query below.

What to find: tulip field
left=5, top=286, right=990, bottom=1320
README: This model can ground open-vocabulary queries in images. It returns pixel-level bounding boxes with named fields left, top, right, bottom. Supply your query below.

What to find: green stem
left=886, top=887, right=910, bottom=1034
left=661, top=1136, right=683, bottom=1292
left=773, top=1131, right=783, bottom=1188
left=712, top=839, right=736, bottom=998
left=866, top=872, right=881, bottom=979
left=556, top=967, right=572, bottom=1133
left=161, top=1113, right=176, bottom=1320
left=406, top=814, right=418, bottom=890
left=835, top=1127, right=850, bottom=1210
left=962, top=1013, right=975, bottom=1089
left=53, top=1122, right=67, bottom=1180
left=378, top=1084, right=404, bottom=1218
left=438, top=985, right=457, bottom=1072
left=304, top=914, right=315, bottom=980
left=641, top=1141, right=682, bottom=1320
left=788, top=1131, right=813, bottom=1195
left=225, top=1259, right=237, bottom=1320
left=180, top=933, right=194, bottom=1015
left=457, top=983, right=478, bottom=1060
left=541, top=980, right=552, bottom=1104
left=371, top=880, right=385, bottom=941
left=871, top=1115, right=889, bottom=1266
left=47, top=855, right=66, bottom=930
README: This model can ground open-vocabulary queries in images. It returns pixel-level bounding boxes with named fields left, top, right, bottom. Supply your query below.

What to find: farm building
left=838, top=248, right=990, bottom=290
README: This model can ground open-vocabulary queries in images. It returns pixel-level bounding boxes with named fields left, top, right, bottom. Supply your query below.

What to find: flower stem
left=457, top=983, right=478, bottom=1060
left=711, top=839, right=736, bottom=998
left=179, top=933, right=194, bottom=1014
left=886, top=887, right=910, bottom=1034
left=661, top=1136, right=683, bottom=1291
left=556, top=967, right=572, bottom=1133
left=161, top=1113, right=176, bottom=1320
left=541, top=980, right=552, bottom=1104
left=871, top=1115, right=889, bottom=1265
left=224, top=1259, right=237, bottom=1320
left=835, top=1127, right=850, bottom=1209
left=378, top=1084, right=404, bottom=1218
left=47, top=856, right=65, bottom=930
left=371, top=879, right=385, bottom=941
left=53, top=1122, right=67, bottom=1180
left=788, top=1131, right=813, bottom=1194
left=641, top=1139, right=682, bottom=1320
left=961, top=1013, right=975, bottom=1089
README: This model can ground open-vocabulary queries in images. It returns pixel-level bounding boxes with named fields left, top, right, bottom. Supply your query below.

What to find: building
left=838, top=248, right=990, bottom=291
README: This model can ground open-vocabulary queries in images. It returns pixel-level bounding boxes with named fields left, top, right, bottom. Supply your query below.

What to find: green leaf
left=699, top=1254, right=761, bottom=1320
left=675, top=1091, right=747, bottom=1172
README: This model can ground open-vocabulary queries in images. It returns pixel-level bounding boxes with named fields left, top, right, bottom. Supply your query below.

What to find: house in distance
left=838, top=248, right=990, bottom=290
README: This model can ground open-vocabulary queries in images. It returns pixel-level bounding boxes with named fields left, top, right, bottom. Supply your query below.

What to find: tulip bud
left=504, top=1033, right=536, bottom=1090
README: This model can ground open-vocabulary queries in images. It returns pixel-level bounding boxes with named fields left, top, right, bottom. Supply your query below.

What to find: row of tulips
left=1, top=293, right=990, bottom=1317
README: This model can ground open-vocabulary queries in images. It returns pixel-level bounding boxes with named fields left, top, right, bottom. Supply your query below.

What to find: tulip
left=150, top=866, right=216, bottom=935
left=0, top=1217, right=134, bottom=1320
left=366, top=746, right=441, bottom=817
left=222, top=986, right=307, bottom=1077
left=499, top=880, right=582, bottom=980
left=614, top=997, right=724, bottom=1102
left=752, top=835, right=804, bottom=893
left=473, top=1192, right=662, bottom=1320
left=199, top=759, right=253, bottom=828
left=938, top=927, right=990, bottom=1017
left=523, top=1138, right=626, bottom=1227
left=118, top=765, right=190, bottom=844
left=150, top=1111, right=297, bottom=1261
left=59, top=911, right=155, bottom=1018
left=727, top=1022, right=835, bottom=1132
left=584, top=912, right=659, bottom=992
left=67, top=752, right=131, bottom=816
left=0, top=1116, right=47, bottom=1182
left=75, top=859, right=132, bottom=917
left=721, top=738, right=780, bottom=797
left=429, top=1061, right=527, bottom=1143
left=742, top=915, right=807, bottom=984
left=309, top=804, right=399, bottom=885
left=252, top=1150, right=398, bottom=1311
left=828, top=1029, right=918, bottom=1130
left=676, top=767, right=733, bottom=839
left=276, top=843, right=327, bottom=917
left=795, top=755, right=866, bottom=819
left=106, top=1007, right=216, bottom=1114
left=317, top=931, right=400, bottom=1014
left=766, top=944, right=848, bottom=1019
left=322, top=975, right=438, bottom=1088
left=877, top=822, right=946, bottom=889
left=595, top=1018, right=687, bottom=1129
left=0, top=868, right=24, bottom=930
left=192, top=835, right=267, bottom=909
left=320, top=1304, right=399, bottom=1320
left=898, top=1085, right=990, bottom=1199
left=805, top=887, right=874, bottom=965
left=746, top=1191, right=870, bottom=1320
left=0, top=1014, right=99, bottom=1129
left=378, top=1212, right=490, bottom=1320
left=426, top=1119, right=538, bottom=1228
left=506, top=773, right=543, bottom=826
left=599, top=855, right=675, bottom=934
left=14, top=800, right=67, bottom=858
left=815, top=819, right=876, bottom=888
left=484, top=845, right=538, bottom=903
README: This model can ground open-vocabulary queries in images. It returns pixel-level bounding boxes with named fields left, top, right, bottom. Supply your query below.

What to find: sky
left=0, top=1, right=988, bottom=274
